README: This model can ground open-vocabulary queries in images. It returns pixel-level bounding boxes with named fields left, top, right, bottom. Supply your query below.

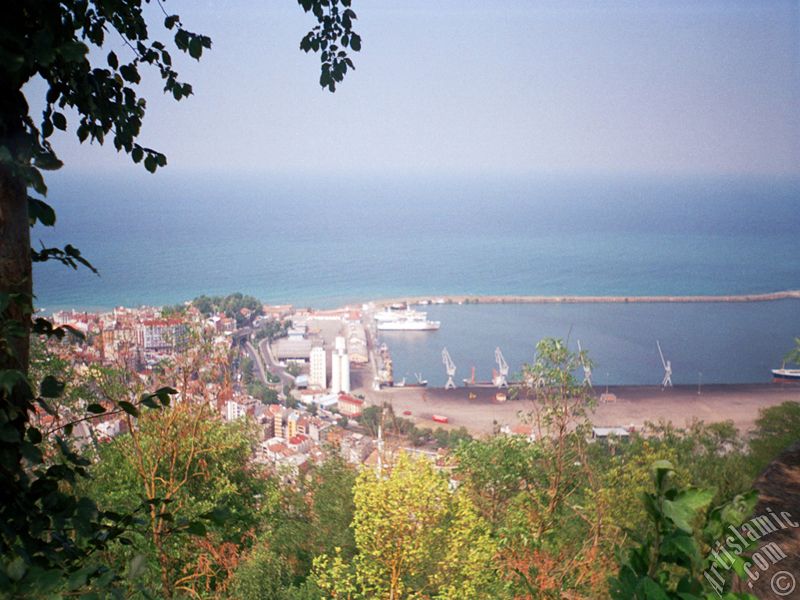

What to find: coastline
left=368, top=289, right=800, bottom=309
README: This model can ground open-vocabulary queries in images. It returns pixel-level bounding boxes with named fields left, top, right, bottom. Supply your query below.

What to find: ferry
left=772, top=368, right=800, bottom=381
left=376, top=309, right=440, bottom=331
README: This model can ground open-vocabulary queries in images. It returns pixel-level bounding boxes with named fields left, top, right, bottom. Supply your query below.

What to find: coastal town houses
left=337, top=393, right=364, bottom=418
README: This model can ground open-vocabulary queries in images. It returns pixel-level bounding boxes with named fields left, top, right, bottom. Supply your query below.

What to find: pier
left=373, top=289, right=800, bottom=307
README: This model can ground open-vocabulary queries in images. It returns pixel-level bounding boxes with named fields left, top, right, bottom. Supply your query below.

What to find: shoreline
left=368, top=289, right=800, bottom=309
left=366, top=383, right=800, bottom=435
left=43, top=289, right=800, bottom=316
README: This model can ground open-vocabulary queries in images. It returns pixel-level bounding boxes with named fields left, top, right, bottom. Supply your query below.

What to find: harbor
left=348, top=296, right=800, bottom=436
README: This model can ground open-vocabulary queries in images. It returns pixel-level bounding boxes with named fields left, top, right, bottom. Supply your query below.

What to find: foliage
left=0, top=0, right=361, bottom=597
left=455, top=435, right=544, bottom=527
left=0, top=303, right=178, bottom=597
left=609, top=460, right=758, bottom=600
left=249, top=380, right=280, bottom=405
left=193, top=293, right=263, bottom=326
left=748, top=401, right=800, bottom=473
left=313, top=453, right=503, bottom=599
left=495, top=338, right=608, bottom=597
left=784, top=336, right=800, bottom=366
left=286, top=362, right=302, bottom=377
left=88, top=401, right=263, bottom=597
left=360, top=403, right=472, bottom=449
left=255, top=319, right=292, bottom=343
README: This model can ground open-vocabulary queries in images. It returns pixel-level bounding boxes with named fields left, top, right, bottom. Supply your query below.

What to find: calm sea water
left=381, top=301, right=800, bottom=386
left=32, top=170, right=799, bottom=383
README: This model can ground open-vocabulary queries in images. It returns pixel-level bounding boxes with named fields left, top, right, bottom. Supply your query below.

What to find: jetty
left=372, top=290, right=800, bottom=307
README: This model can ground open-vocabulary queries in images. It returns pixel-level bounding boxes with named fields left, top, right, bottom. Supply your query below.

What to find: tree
left=748, top=401, right=800, bottom=473
left=89, top=401, right=261, bottom=597
left=312, top=453, right=503, bottom=599
left=1, top=2, right=360, bottom=594
left=500, top=338, right=607, bottom=596
left=784, top=336, right=800, bottom=366
left=609, top=460, right=758, bottom=600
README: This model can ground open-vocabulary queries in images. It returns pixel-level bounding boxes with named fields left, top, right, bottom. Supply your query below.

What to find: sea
left=32, top=170, right=800, bottom=384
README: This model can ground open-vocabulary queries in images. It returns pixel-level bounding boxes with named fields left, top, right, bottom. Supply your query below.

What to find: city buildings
left=330, top=335, right=350, bottom=394
left=309, top=345, right=327, bottom=389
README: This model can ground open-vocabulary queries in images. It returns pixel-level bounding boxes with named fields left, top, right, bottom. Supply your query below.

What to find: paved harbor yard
left=364, top=384, right=800, bottom=436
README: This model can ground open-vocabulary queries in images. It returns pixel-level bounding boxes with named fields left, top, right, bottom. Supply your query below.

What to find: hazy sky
left=35, top=0, right=800, bottom=177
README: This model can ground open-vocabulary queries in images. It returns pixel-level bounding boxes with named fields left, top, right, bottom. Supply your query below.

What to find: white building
left=309, top=346, right=327, bottom=389
left=330, top=336, right=350, bottom=394
left=225, top=400, right=247, bottom=421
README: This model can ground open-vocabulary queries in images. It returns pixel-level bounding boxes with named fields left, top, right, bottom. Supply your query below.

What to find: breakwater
left=373, top=290, right=800, bottom=308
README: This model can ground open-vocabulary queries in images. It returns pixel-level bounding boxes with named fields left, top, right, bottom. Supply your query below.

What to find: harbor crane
left=577, top=339, right=592, bottom=387
left=442, top=347, right=457, bottom=390
left=493, top=347, right=509, bottom=388
left=657, top=340, right=673, bottom=388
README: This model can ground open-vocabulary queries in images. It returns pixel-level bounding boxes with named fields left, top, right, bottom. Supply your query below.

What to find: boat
left=772, top=368, right=800, bottom=381
left=376, top=309, right=440, bottom=331
left=393, top=373, right=428, bottom=388
left=432, top=414, right=449, bottom=424
left=462, top=366, right=496, bottom=387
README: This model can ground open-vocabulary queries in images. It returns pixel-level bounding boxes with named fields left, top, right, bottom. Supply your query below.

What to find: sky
left=31, top=0, right=800, bottom=178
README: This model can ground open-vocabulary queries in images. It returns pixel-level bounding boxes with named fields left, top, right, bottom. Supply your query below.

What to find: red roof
left=338, top=393, right=364, bottom=406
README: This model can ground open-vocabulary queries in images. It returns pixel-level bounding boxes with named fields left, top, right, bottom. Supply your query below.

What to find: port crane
left=657, top=340, right=673, bottom=388
left=442, top=347, right=457, bottom=390
left=577, top=339, right=592, bottom=387
left=493, top=347, right=509, bottom=388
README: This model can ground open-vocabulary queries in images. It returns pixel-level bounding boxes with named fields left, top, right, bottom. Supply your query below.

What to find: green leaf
left=107, top=51, right=118, bottom=69
left=40, top=375, right=65, bottom=398
left=663, top=488, right=715, bottom=533
left=118, top=401, right=139, bottom=417
left=7, top=556, right=26, bottom=581
left=0, top=369, right=30, bottom=395
left=28, top=197, right=56, bottom=226
left=188, top=37, right=203, bottom=59
left=185, top=521, right=207, bottom=536
left=140, top=396, right=159, bottom=409
left=86, top=403, right=106, bottom=414
left=129, top=554, right=147, bottom=580
left=164, top=15, right=180, bottom=30
left=33, top=152, right=63, bottom=172
left=639, top=577, right=670, bottom=600
left=144, top=154, right=157, bottom=173
left=26, top=427, right=43, bottom=444
left=52, top=112, right=67, bottom=131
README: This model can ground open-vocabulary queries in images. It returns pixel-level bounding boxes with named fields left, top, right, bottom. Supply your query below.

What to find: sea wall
left=373, top=290, right=800, bottom=307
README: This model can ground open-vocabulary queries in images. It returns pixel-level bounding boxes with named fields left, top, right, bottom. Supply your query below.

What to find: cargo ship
left=376, top=309, right=440, bottom=331
left=772, top=368, right=800, bottom=381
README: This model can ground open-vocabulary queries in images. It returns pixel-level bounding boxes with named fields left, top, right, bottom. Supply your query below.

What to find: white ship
left=376, top=309, right=440, bottom=331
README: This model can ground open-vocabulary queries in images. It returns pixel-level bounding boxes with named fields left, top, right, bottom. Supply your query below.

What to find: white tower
left=309, top=346, right=327, bottom=389
left=331, top=351, right=341, bottom=394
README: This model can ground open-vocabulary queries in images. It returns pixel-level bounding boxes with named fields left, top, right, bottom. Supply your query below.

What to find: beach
left=362, top=383, right=800, bottom=436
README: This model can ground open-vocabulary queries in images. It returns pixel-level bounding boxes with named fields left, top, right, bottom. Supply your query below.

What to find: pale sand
left=363, top=383, right=800, bottom=436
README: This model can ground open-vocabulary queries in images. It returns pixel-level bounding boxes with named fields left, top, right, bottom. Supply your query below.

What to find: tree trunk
left=0, top=165, right=31, bottom=372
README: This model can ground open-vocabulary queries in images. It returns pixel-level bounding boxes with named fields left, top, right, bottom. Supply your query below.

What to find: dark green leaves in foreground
left=298, top=0, right=361, bottom=91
